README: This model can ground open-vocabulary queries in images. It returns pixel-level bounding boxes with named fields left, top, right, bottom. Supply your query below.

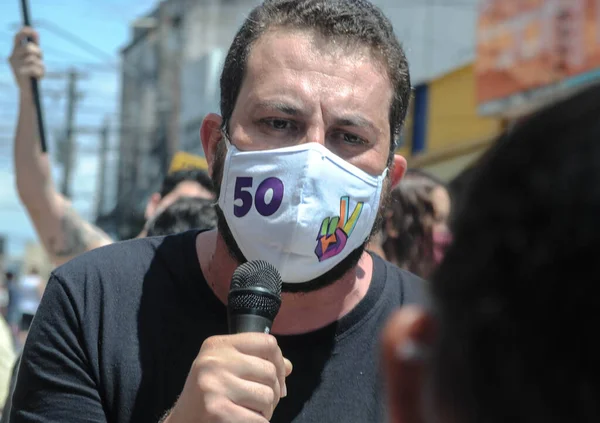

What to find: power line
left=0, top=140, right=119, bottom=155
left=33, top=20, right=117, bottom=65
left=31, top=20, right=141, bottom=78
left=43, top=61, right=120, bottom=74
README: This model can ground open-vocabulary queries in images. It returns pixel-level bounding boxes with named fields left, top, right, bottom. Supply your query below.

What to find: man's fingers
left=233, top=354, right=281, bottom=404
left=228, top=377, right=278, bottom=420
left=19, top=65, right=44, bottom=79
left=23, top=55, right=42, bottom=67
left=228, top=334, right=279, bottom=357
left=284, top=358, right=293, bottom=377
left=19, top=43, right=43, bottom=59
left=13, top=27, right=38, bottom=49
left=226, top=334, right=288, bottom=399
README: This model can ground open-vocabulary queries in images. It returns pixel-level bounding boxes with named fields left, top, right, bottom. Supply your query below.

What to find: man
left=8, top=29, right=215, bottom=267
left=1, top=272, right=16, bottom=325
left=0, top=314, right=14, bottom=415
left=14, top=267, right=44, bottom=335
left=381, top=83, right=600, bottom=423
left=11, top=1, right=425, bottom=422
left=145, top=196, right=217, bottom=237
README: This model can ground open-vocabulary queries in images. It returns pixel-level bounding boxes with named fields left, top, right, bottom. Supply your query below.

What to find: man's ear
left=381, top=306, right=436, bottom=423
left=391, top=154, right=408, bottom=188
left=144, top=193, right=162, bottom=220
left=200, top=113, right=223, bottom=178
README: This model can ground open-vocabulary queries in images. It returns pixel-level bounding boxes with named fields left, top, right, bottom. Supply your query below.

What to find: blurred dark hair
left=430, top=84, right=600, bottom=423
left=159, top=169, right=214, bottom=198
left=145, top=196, right=217, bottom=237
left=382, top=169, right=446, bottom=277
left=220, top=0, right=411, bottom=162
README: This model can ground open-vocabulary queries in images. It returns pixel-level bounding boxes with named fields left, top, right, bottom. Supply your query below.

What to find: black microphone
left=228, top=260, right=282, bottom=334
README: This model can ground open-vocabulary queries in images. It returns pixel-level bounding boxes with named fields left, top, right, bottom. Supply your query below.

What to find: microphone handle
left=228, top=314, right=273, bottom=334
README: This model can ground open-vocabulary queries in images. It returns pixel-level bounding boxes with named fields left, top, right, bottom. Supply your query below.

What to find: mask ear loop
left=212, top=131, right=236, bottom=209
left=220, top=127, right=233, bottom=150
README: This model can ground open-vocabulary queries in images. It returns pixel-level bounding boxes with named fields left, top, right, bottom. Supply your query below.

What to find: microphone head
left=228, top=260, right=282, bottom=322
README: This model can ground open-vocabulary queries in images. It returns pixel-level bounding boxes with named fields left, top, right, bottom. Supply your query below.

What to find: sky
left=0, top=0, right=155, bottom=259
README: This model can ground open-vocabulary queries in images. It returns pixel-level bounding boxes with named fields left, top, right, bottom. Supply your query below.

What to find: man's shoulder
left=376, top=255, right=429, bottom=307
left=51, top=235, right=178, bottom=293
left=54, top=236, right=157, bottom=271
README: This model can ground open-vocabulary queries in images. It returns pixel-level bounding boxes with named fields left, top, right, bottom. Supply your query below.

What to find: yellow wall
left=427, top=64, right=502, bottom=153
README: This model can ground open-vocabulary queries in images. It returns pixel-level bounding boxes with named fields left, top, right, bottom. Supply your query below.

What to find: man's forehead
left=248, top=28, right=387, bottom=77
left=241, top=29, right=393, bottom=109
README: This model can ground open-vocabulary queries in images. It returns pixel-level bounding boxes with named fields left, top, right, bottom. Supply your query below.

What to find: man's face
left=207, top=29, right=396, bottom=292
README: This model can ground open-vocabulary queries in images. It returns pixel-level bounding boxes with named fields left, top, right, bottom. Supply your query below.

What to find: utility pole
left=95, top=118, right=110, bottom=220
left=59, top=69, right=81, bottom=198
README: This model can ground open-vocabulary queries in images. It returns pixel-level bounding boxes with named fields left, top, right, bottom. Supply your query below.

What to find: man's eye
left=264, top=119, right=294, bottom=130
left=336, top=132, right=367, bottom=145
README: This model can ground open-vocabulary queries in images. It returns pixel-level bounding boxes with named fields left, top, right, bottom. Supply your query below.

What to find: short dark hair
left=159, top=169, right=214, bottom=198
left=430, top=84, right=600, bottom=423
left=220, top=0, right=411, bottom=157
left=145, top=196, right=217, bottom=237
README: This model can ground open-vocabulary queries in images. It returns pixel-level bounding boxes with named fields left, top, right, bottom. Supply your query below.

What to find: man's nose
left=299, top=124, right=326, bottom=146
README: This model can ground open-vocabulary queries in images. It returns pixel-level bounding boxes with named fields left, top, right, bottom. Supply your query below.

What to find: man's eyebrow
left=253, top=100, right=307, bottom=116
left=333, top=115, right=378, bottom=132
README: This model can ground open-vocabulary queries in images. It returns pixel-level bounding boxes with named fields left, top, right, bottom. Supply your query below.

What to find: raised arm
left=8, top=27, right=112, bottom=266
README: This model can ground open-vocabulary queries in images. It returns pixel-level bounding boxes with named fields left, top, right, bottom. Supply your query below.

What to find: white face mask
left=218, top=140, right=388, bottom=283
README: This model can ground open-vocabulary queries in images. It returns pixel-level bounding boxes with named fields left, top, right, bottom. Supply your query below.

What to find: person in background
left=0, top=274, right=10, bottom=322
left=0, top=274, right=16, bottom=416
left=136, top=170, right=216, bottom=238
left=381, top=82, right=600, bottom=423
left=145, top=196, right=217, bottom=237
left=377, top=169, right=451, bottom=278
left=0, top=315, right=15, bottom=416
left=8, top=27, right=215, bottom=267
left=14, top=268, right=44, bottom=337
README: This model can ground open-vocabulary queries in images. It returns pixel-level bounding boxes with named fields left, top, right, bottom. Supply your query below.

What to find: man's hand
left=9, top=27, right=44, bottom=98
left=165, top=333, right=293, bottom=423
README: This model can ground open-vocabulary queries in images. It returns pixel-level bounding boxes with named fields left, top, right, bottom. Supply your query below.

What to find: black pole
left=19, top=0, right=47, bottom=153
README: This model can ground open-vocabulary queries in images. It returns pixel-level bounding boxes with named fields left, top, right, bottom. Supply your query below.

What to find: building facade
left=110, top=0, right=186, bottom=239
left=400, top=63, right=504, bottom=183
left=179, top=0, right=258, bottom=153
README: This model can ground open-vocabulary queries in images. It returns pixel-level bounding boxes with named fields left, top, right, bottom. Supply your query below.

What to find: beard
left=211, top=139, right=392, bottom=294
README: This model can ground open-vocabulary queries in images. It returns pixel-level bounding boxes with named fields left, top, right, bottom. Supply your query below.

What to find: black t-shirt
left=10, top=230, right=427, bottom=423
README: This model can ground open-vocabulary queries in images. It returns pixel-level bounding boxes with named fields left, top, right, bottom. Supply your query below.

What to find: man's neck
left=196, top=230, right=374, bottom=335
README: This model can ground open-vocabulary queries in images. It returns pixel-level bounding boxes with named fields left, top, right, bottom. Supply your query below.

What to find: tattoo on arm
left=48, top=205, right=112, bottom=258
